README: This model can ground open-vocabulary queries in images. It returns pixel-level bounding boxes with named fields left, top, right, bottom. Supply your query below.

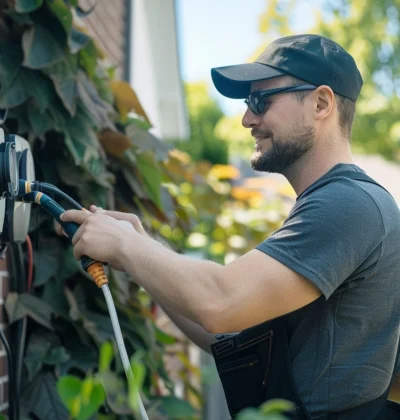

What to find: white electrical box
left=0, top=131, right=35, bottom=244
left=12, top=135, right=35, bottom=243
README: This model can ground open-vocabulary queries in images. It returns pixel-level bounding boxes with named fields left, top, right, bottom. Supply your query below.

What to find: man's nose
left=242, top=107, right=261, bottom=128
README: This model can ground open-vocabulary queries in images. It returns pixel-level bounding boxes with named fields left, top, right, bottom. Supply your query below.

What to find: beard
left=250, top=122, right=315, bottom=174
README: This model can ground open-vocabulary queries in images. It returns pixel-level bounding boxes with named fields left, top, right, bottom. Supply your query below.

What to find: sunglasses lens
left=256, top=99, right=264, bottom=115
left=245, top=94, right=266, bottom=115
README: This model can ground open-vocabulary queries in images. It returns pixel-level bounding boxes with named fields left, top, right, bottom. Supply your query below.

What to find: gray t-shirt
left=256, top=163, right=400, bottom=415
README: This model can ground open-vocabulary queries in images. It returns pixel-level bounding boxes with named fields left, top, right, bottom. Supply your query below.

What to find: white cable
left=102, top=284, right=149, bottom=420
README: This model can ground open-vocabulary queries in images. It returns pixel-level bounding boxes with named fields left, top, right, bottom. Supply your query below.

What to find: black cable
left=32, top=182, right=83, bottom=210
left=7, top=243, right=23, bottom=420
left=14, top=243, right=26, bottom=410
left=0, top=328, right=14, bottom=420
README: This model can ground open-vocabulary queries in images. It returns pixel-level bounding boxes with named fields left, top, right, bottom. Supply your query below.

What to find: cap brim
left=211, top=63, right=285, bottom=99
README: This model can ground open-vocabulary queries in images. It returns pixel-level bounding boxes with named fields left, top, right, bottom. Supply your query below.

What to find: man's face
left=242, top=77, right=315, bottom=174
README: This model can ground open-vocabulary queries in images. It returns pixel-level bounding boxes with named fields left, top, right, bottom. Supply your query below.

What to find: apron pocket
left=218, top=353, right=266, bottom=416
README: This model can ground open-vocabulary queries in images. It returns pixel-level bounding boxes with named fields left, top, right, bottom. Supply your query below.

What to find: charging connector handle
left=27, top=191, right=97, bottom=273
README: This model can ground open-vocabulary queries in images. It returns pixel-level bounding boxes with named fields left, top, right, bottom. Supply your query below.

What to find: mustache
left=251, top=128, right=273, bottom=138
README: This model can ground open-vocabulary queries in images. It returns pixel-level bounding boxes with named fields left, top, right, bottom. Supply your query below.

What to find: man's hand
left=60, top=208, right=139, bottom=268
left=55, top=206, right=149, bottom=270
left=89, top=205, right=149, bottom=236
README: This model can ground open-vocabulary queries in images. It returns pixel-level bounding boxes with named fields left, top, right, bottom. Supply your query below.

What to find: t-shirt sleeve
left=256, top=180, right=385, bottom=299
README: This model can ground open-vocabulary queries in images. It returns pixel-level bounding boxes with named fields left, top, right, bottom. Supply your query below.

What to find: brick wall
left=0, top=259, right=8, bottom=414
left=79, top=0, right=130, bottom=80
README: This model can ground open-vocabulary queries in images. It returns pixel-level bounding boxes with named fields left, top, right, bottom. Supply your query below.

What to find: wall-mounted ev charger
left=0, top=127, right=35, bottom=246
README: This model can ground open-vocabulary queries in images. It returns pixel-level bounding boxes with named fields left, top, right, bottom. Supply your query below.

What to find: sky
left=175, top=0, right=323, bottom=116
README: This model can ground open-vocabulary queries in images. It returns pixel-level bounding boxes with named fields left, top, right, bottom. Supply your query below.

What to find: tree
left=174, top=81, right=229, bottom=165
left=256, top=0, right=400, bottom=161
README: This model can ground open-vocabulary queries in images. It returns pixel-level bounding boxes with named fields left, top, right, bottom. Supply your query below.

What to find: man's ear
left=313, top=85, right=335, bottom=121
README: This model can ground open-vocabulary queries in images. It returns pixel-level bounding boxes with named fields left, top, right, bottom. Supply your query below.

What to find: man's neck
left=283, top=141, right=354, bottom=196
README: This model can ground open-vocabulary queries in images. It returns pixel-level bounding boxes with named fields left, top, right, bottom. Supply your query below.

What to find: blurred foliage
left=216, top=0, right=400, bottom=163
left=255, top=0, right=400, bottom=161
left=171, top=81, right=291, bottom=263
left=215, top=113, right=255, bottom=159
left=173, top=81, right=229, bottom=164
left=158, top=153, right=293, bottom=264
left=237, top=398, right=294, bottom=420
left=0, top=1, right=201, bottom=418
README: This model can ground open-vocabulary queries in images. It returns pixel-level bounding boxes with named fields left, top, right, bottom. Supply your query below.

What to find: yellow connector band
left=35, top=192, right=43, bottom=204
left=87, top=262, right=108, bottom=288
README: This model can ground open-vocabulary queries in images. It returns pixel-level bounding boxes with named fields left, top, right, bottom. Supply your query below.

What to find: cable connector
left=87, top=262, right=108, bottom=288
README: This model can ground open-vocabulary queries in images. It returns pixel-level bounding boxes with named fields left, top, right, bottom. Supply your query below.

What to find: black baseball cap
left=211, top=34, right=363, bottom=102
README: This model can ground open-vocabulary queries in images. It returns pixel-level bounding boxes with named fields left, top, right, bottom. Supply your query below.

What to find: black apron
left=211, top=171, right=400, bottom=419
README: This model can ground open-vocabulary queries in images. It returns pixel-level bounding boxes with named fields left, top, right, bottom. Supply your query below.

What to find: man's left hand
left=60, top=209, right=137, bottom=267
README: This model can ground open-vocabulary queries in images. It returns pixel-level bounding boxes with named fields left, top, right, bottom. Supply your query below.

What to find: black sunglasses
left=244, top=84, right=317, bottom=115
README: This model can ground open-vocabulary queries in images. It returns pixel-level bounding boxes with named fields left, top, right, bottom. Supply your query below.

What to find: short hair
left=287, top=76, right=356, bottom=139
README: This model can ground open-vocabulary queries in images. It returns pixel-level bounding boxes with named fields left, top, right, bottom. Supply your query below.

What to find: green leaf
left=151, top=396, right=197, bottom=419
left=236, top=408, right=270, bottom=420
left=260, top=399, right=295, bottom=414
left=126, top=116, right=152, bottom=131
left=64, top=128, right=98, bottom=166
left=54, top=319, right=98, bottom=375
left=45, top=55, right=78, bottom=115
left=99, top=341, right=113, bottom=373
left=0, top=69, right=30, bottom=108
left=21, top=372, right=70, bottom=419
left=25, top=338, right=71, bottom=382
left=5, top=292, right=54, bottom=329
left=98, top=370, right=131, bottom=414
left=136, top=151, right=162, bottom=209
left=57, top=375, right=81, bottom=414
left=77, top=379, right=106, bottom=420
left=76, top=70, right=115, bottom=129
left=15, top=0, right=43, bottom=13
left=28, top=70, right=58, bottom=112
left=57, top=245, right=80, bottom=281
left=78, top=41, right=97, bottom=79
left=33, top=237, right=64, bottom=286
left=5, top=9, right=34, bottom=25
left=58, top=375, right=106, bottom=420
left=44, top=346, right=71, bottom=365
left=64, top=114, right=112, bottom=188
left=28, top=106, right=54, bottom=137
left=93, top=68, right=114, bottom=104
left=0, top=67, right=55, bottom=110
left=46, top=0, right=73, bottom=36
left=41, top=276, right=70, bottom=316
left=68, top=105, right=102, bottom=149
left=122, top=167, right=146, bottom=199
left=69, top=28, right=90, bottom=54
left=126, top=123, right=172, bottom=161
left=7, top=104, right=30, bottom=134
left=24, top=333, right=53, bottom=381
left=22, top=24, right=64, bottom=69
left=154, top=326, right=177, bottom=345
left=128, top=358, right=146, bottom=414
left=0, top=43, right=23, bottom=92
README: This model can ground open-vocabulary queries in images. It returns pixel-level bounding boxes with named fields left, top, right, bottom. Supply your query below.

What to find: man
left=61, top=35, right=400, bottom=419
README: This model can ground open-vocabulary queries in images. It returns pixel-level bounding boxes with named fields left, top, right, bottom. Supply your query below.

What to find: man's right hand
left=89, top=205, right=149, bottom=237
left=54, top=205, right=149, bottom=271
